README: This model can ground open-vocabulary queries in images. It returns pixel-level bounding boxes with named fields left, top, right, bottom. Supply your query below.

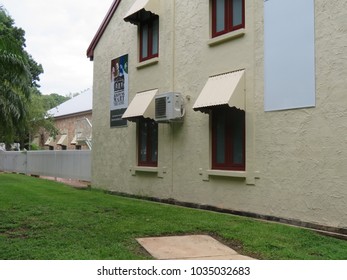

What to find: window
left=140, top=16, right=159, bottom=62
left=212, top=0, right=245, bottom=38
left=138, top=118, right=158, bottom=167
left=211, top=106, right=245, bottom=171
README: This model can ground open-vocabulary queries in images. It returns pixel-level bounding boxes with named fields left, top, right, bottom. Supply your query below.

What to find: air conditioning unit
left=155, top=92, right=185, bottom=123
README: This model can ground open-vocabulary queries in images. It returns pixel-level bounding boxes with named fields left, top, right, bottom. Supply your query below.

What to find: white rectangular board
left=264, top=0, right=315, bottom=111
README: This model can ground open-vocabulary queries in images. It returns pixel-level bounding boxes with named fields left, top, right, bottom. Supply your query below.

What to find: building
left=87, top=0, right=347, bottom=232
left=44, top=89, right=93, bottom=150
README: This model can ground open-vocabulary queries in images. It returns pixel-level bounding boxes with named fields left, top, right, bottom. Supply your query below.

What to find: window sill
left=132, top=166, right=158, bottom=173
left=130, top=165, right=167, bottom=178
left=206, top=169, right=247, bottom=178
left=199, top=168, right=259, bottom=185
left=208, top=28, right=246, bottom=47
left=136, top=57, right=159, bottom=69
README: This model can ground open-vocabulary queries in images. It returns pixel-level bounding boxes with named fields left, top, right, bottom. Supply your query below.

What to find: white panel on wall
left=264, top=0, right=315, bottom=111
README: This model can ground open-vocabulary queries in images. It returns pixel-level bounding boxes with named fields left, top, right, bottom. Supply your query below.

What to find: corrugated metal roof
left=193, top=70, right=245, bottom=112
left=47, top=89, right=93, bottom=118
left=122, top=89, right=158, bottom=120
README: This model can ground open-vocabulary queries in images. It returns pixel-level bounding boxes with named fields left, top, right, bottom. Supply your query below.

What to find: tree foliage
left=22, top=94, right=60, bottom=150
left=0, top=6, right=44, bottom=148
left=42, top=93, right=70, bottom=110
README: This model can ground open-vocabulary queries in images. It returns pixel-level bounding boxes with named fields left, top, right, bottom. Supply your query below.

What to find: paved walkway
left=137, top=235, right=256, bottom=260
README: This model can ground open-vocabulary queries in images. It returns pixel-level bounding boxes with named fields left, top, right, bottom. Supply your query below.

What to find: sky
left=1, top=0, right=113, bottom=95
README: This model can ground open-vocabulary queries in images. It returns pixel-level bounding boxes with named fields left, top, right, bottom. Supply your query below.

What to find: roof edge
left=86, top=0, right=122, bottom=61
left=53, top=110, right=93, bottom=120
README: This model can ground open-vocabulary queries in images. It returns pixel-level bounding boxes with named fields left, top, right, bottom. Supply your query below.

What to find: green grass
left=0, top=173, right=346, bottom=260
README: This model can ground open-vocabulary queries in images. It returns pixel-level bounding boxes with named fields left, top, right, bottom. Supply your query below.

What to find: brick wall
left=45, top=111, right=92, bottom=150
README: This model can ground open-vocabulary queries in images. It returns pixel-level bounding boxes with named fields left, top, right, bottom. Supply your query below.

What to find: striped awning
left=44, top=136, right=54, bottom=146
left=71, top=135, right=77, bottom=145
left=57, top=134, right=68, bottom=146
left=193, top=70, right=245, bottom=112
left=122, top=89, right=158, bottom=121
left=124, top=0, right=160, bottom=24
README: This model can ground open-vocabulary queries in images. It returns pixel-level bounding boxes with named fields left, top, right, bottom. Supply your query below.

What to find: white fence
left=0, top=150, right=91, bottom=181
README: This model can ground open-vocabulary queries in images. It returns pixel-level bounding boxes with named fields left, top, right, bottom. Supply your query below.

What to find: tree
left=42, top=93, right=70, bottom=110
left=0, top=6, right=43, bottom=149
left=13, top=92, right=71, bottom=150
left=20, top=94, right=59, bottom=150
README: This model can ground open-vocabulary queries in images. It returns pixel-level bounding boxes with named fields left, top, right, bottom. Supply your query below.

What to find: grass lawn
left=0, top=173, right=346, bottom=260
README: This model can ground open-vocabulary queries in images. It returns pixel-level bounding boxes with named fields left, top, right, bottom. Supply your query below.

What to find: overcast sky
left=1, top=0, right=113, bottom=95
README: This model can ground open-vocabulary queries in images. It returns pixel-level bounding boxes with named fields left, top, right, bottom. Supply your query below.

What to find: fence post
left=25, top=151, right=28, bottom=175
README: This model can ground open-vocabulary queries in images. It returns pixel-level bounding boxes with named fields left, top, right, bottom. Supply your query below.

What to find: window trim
left=211, top=106, right=246, bottom=171
left=137, top=118, right=158, bottom=167
left=211, top=0, right=245, bottom=38
left=139, top=16, right=159, bottom=62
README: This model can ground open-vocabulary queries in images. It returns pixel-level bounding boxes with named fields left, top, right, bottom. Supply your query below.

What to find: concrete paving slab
left=136, top=235, right=256, bottom=260
left=182, top=254, right=256, bottom=260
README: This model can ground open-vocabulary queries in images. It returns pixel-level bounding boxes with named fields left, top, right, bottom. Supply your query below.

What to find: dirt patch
left=1, top=227, right=30, bottom=239
left=209, top=233, right=263, bottom=260
left=40, top=176, right=90, bottom=189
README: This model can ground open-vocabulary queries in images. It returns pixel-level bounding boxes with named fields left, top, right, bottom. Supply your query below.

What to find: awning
left=193, top=70, right=245, bottom=112
left=71, top=135, right=77, bottom=145
left=57, top=134, right=68, bottom=146
left=44, top=137, right=54, bottom=146
left=124, top=0, right=160, bottom=24
left=122, top=89, right=158, bottom=121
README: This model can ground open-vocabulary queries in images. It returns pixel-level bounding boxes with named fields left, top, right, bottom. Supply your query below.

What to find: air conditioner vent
left=155, top=96, right=167, bottom=119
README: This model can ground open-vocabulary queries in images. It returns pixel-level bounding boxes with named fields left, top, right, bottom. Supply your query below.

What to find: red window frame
left=211, top=106, right=245, bottom=171
left=138, top=118, right=158, bottom=167
left=211, top=0, right=245, bottom=38
left=139, top=16, right=159, bottom=62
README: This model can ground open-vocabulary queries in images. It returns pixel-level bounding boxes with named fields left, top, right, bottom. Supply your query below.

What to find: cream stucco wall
left=253, top=0, right=347, bottom=229
left=91, top=0, right=347, bottom=229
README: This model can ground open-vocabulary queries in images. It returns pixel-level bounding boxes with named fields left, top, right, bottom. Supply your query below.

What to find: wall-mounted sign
left=110, top=54, right=128, bottom=127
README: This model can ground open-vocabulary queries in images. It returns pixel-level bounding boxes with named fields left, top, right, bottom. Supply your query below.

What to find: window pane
left=216, top=0, right=225, bottom=32
left=215, top=113, right=226, bottom=164
left=232, top=0, right=243, bottom=26
left=151, top=122, right=158, bottom=162
left=232, top=116, right=244, bottom=164
left=141, top=24, right=148, bottom=58
left=139, top=121, right=148, bottom=162
left=152, top=18, right=159, bottom=55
